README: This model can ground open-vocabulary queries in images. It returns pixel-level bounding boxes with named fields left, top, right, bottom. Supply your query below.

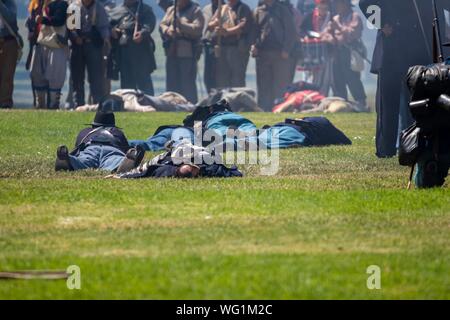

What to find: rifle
left=133, top=0, right=142, bottom=41
left=432, top=0, right=444, bottom=63
left=172, top=0, right=178, bottom=55
left=214, top=0, right=222, bottom=58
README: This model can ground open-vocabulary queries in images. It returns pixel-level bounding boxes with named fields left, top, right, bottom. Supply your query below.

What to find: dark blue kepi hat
left=91, top=110, right=116, bottom=127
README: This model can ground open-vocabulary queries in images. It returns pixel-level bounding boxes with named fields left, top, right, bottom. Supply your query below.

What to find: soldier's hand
left=214, top=27, right=228, bottom=36
left=133, top=31, right=143, bottom=43
left=281, top=51, right=289, bottom=60
left=382, top=24, right=393, bottom=37
left=35, top=15, right=43, bottom=24
left=208, top=18, right=220, bottom=30
left=167, top=28, right=174, bottom=38
left=111, top=28, right=120, bottom=39
left=75, top=36, right=83, bottom=46
left=103, top=39, right=111, bottom=56
left=330, top=19, right=340, bottom=30
left=250, top=45, right=258, bottom=58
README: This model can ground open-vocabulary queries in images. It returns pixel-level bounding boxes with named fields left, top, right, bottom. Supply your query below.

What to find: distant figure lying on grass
left=74, top=90, right=195, bottom=112
left=108, top=141, right=243, bottom=179
left=55, top=98, right=145, bottom=173
left=130, top=100, right=352, bottom=152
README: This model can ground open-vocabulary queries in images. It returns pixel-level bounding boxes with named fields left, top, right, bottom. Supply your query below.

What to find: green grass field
left=0, top=110, right=449, bottom=299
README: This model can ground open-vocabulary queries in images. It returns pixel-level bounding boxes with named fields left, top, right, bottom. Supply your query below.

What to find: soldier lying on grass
left=55, top=97, right=145, bottom=173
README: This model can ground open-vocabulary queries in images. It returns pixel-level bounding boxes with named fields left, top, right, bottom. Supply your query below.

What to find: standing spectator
left=69, top=0, right=111, bottom=107
left=109, top=0, right=157, bottom=95
left=160, top=0, right=205, bottom=103
left=208, top=0, right=254, bottom=89
left=202, top=0, right=218, bottom=93
left=30, top=0, right=69, bottom=109
left=26, top=0, right=42, bottom=108
left=300, top=0, right=333, bottom=94
left=0, top=0, right=20, bottom=109
left=323, top=0, right=367, bottom=111
left=251, top=0, right=297, bottom=111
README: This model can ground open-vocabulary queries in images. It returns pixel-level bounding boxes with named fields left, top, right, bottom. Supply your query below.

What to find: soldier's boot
left=35, top=90, right=47, bottom=109
left=48, top=90, right=62, bottom=110
left=55, top=145, right=74, bottom=172
left=115, top=145, right=146, bottom=174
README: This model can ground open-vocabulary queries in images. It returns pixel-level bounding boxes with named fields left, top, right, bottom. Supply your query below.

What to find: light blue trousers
left=69, top=145, right=126, bottom=171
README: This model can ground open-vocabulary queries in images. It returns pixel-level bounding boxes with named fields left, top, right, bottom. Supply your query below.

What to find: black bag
left=183, top=100, right=232, bottom=127
left=398, top=123, right=422, bottom=166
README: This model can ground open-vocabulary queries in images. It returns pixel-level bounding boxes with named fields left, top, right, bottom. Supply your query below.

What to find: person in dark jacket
left=324, top=0, right=367, bottom=110
left=251, top=0, right=298, bottom=111
left=202, top=0, right=219, bottom=93
left=359, top=0, right=450, bottom=158
left=111, top=141, right=243, bottom=179
left=160, top=0, right=205, bottom=103
left=55, top=98, right=145, bottom=172
left=69, top=0, right=111, bottom=107
left=109, top=0, right=157, bottom=95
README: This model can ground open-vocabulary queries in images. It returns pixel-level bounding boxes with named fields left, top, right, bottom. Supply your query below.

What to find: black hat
left=91, top=110, right=116, bottom=127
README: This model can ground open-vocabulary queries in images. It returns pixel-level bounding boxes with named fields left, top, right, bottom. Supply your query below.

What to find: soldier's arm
left=159, top=6, right=173, bottom=36
left=239, top=4, right=253, bottom=36
left=41, top=1, right=68, bottom=27
left=0, top=0, right=17, bottom=25
left=205, top=6, right=219, bottom=32
left=337, top=13, right=363, bottom=44
left=250, top=8, right=259, bottom=47
left=226, top=4, right=253, bottom=37
left=320, top=20, right=335, bottom=43
left=140, top=6, right=157, bottom=37
left=177, top=7, right=205, bottom=39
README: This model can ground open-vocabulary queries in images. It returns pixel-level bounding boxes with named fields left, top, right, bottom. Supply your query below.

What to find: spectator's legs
left=273, top=53, right=293, bottom=106
left=375, top=69, right=403, bottom=158
left=236, top=47, right=249, bottom=88
left=203, top=45, right=217, bottom=93
left=0, top=39, right=18, bottom=108
left=46, top=47, right=68, bottom=109
left=332, top=48, right=349, bottom=100
left=70, top=44, right=86, bottom=107
left=216, top=46, right=233, bottom=89
left=85, top=42, right=106, bottom=104
left=166, top=56, right=179, bottom=94
left=256, top=51, right=274, bottom=111
left=119, top=46, right=135, bottom=91
left=346, top=69, right=367, bottom=106
left=178, top=57, right=198, bottom=104
left=30, top=45, right=49, bottom=109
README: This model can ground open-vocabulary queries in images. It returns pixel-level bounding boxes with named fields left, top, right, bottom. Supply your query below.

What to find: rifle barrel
left=432, top=0, right=444, bottom=63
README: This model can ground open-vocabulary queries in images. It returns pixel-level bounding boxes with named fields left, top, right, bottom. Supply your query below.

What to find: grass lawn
left=0, top=110, right=449, bottom=299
